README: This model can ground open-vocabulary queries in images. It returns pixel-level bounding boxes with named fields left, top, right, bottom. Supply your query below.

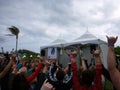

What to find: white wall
left=100, top=43, right=108, bottom=68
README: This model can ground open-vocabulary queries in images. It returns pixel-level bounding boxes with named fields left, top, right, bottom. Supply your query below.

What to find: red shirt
left=72, top=62, right=102, bottom=90
left=27, top=64, right=42, bottom=83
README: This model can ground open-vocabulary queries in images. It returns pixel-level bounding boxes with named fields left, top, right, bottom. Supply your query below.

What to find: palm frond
left=7, top=26, right=20, bottom=53
left=8, top=26, right=20, bottom=36
left=5, top=34, right=14, bottom=36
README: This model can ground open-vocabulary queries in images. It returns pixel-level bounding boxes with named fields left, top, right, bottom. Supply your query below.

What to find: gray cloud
left=0, top=0, right=120, bottom=52
left=0, top=36, right=5, bottom=43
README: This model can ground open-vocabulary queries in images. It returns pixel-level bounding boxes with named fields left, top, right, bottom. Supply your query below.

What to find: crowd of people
left=0, top=36, right=119, bottom=90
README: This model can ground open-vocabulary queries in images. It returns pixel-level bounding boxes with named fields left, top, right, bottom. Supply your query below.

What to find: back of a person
left=9, top=73, right=30, bottom=90
left=76, top=85, right=97, bottom=90
left=50, top=81, right=72, bottom=90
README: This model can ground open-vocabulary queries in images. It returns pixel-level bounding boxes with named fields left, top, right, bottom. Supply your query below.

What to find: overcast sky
left=0, top=0, right=120, bottom=53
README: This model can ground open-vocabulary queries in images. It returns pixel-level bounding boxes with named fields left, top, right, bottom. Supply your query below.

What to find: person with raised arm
left=41, top=79, right=55, bottom=90
left=71, top=50, right=102, bottom=90
left=47, top=58, right=73, bottom=90
left=0, top=54, right=15, bottom=80
left=106, top=36, right=120, bottom=90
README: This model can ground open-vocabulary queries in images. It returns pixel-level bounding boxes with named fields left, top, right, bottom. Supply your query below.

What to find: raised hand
left=93, top=50, right=102, bottom=64
left=106, top=36, right=118, bottom=45
left=10, top=54, right=16, bottom=61
left=93, top=50, right=100, bottom=57
left=41, top=79, right=55, bottom=90
left=81, top=57, right=86, bottom=61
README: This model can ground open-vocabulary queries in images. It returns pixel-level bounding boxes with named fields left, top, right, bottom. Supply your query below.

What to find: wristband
left=108, top=43, right=114, bottom=47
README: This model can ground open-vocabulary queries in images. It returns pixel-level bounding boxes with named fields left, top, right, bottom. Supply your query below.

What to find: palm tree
left=8, top=26, right=20, bottom=53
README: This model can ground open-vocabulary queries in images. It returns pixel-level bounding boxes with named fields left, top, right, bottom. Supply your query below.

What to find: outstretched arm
left=81, top=57, right=87, bottom=70
left=93, top=50, right=102, bottom=90
left=71, top=51, right=81, bottom=90
left=0, top=59, right=13, bottom=79
left=107, top=36, right=120, bottom=90
left=0, top=54, right=15, bottom=79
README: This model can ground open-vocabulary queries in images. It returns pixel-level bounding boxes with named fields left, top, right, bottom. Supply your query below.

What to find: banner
left=48, top=47, right=57, bottom=59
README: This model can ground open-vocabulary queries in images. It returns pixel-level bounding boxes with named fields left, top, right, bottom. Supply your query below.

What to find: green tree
left=8, top=26, right=20, bottom=53
left=115, top=46, right=120, bottom=55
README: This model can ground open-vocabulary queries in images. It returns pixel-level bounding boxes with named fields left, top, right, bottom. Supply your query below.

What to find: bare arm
left=0, top=55, right=14, bottom=79
left=107, top=36, right=120, bottom=90
left=81, top=57, right=87, bottom=70
left=41, top=79, right=55, bottom=90
left=94, top=50, right=102, bottom=64
left=107, top=46, right=117, bottom=71
left=93, top=50, right=102, bottom=90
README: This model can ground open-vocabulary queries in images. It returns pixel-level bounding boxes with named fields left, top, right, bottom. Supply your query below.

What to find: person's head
left=80, top=69, right=95, bottom=87
left=18, top=67, right=27, bottom=75
left=4, top=51, right=10, bottom=60
left=71, top=50, right=77, bottom=58
left=30, top=63, right=35, bottom=69
left=9, top=73, right=29, bottom=90
left=56, top=69, right=65, bottom=81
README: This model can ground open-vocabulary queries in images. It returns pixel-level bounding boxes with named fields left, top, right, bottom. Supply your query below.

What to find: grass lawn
left=104, top=79, right=114, bottom=90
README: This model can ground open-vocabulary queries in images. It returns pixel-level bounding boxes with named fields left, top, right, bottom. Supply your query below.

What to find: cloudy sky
left=0, top=0, right=120, bottom=53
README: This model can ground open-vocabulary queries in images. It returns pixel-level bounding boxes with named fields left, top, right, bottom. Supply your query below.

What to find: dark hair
left=41, top=50, right=45, bottom=56
left=9, top=73, right=29, bottom=90
left=81, top=70, right=95, bottom=87
left=4, top=51, right=10, bottom=60
left=56, top=69, right=65, bottom=81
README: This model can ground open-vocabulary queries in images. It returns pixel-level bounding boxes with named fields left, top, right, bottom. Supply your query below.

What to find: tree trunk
left=16, top=38, right=18, bottom=54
